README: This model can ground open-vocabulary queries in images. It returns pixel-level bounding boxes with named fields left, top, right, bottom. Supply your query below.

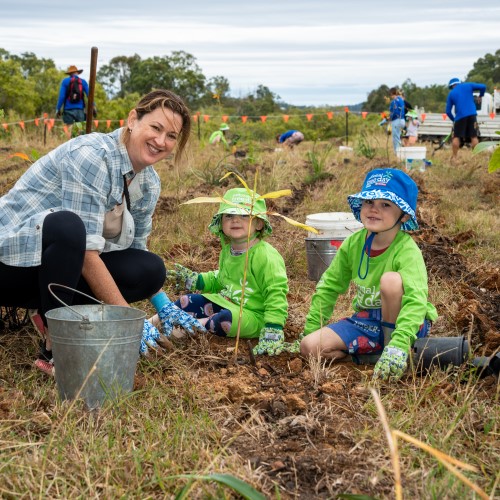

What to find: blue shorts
left=327, top=309, right=431, bottom=355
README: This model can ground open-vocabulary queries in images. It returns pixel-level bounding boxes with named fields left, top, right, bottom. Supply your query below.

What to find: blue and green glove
left=151, top=291, right=206, bottom=338
left=373, top=346, right=408, bottom=381
left=140, top=320, right=162, bottom=356
left=284, top=332, right=305, bottom=354
left=166, top=264, right=199, bottom=292
left=253, top=326, right=286, bottom=356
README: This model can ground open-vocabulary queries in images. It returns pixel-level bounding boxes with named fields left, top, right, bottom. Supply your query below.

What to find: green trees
left=466, top=49, right=500, bottom=89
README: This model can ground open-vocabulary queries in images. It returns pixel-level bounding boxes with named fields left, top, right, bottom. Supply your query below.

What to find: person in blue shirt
left=445, top=77, right=487, bottom=161
left=276, top=130, right=304, bottom=148
left=55, top=65, right=95, bottom=125
left=389, top=87, right=406, bottom=153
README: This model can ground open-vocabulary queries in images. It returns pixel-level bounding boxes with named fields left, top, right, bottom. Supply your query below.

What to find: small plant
left=356, top=130, right=377, bottom=159
left=305, top=141, right=334, bottom=184
left=472, top=131, right=500, bottom=173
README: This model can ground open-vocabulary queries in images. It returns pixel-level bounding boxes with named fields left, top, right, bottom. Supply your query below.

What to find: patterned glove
left=157, top=301, right=206, bottom=337
left=285, top=332, right=305, bottom=354
left=166, top=264, right=199, bottom=292
left=140, top=319, right=162, bottom=356
left=373, top=346, right=408, bottom=381
left=253, top=327, right=285, bottom=356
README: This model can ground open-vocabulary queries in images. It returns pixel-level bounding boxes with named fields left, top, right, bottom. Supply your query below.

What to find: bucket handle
left=48, top=283, right=105, bottom=323
left=309, top=241, right=334, bottom=269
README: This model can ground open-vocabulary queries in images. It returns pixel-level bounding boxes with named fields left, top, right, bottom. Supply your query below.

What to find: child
left=299, top=168, right=438, bottom=381
left=403, top=110, right=420, bottom=146
left=152, top=187, right=289, bottom=356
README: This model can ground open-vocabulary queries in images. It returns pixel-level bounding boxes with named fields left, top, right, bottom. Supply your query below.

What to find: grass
left=1, top=129, right=499, bottom=498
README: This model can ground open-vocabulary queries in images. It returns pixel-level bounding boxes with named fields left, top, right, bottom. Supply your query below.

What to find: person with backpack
left=55, top=65, right=93, bottom=125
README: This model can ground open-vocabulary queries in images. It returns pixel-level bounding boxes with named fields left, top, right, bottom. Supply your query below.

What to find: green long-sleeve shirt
left=305, top=229, right=438, bottom=352
left=199, top=239, right=289, bottom=338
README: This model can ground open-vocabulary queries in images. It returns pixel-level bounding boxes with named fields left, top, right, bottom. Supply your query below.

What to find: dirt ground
left=1, top=150, right=499, bottom=498
left=152, top=167, right=500, bottom=498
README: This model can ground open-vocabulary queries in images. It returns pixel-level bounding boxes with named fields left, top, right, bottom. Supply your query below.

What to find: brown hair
left=122, top=89, right=191, bottom=162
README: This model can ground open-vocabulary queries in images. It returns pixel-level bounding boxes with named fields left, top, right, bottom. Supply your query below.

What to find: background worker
left=209, top=123, right=230, bottom=147
left=446, top=77, right=487, bottom=161
left=55, top=65, right=95, bottom=125
left=388, top=87, right=406, bottom=153
left=276, top=130, right=304, bottom=149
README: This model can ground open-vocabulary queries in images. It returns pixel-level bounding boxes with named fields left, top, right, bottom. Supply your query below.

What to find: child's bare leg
left=300, top=327, right=347, bottom=360
left=380, top=271, right=404, bottom=324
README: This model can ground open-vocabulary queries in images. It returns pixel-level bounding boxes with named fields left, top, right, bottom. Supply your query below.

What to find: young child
left=403, top=110, right=420, bottom=146
left=152, top=187, right=289, bottom=356
left=299, top=168, right=438, bottom=381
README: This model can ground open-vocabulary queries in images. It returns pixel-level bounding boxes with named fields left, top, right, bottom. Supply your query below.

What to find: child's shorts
left=326, top=309, right=431, bottom=355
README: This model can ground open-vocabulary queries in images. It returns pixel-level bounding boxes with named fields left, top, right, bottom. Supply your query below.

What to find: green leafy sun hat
left=208, top=188, right=272, bottom=238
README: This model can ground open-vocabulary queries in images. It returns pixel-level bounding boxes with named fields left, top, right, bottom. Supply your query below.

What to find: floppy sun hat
left=406, top=110, right=418, bottom=119
left=65, top=65, right=84, bottom=74
left=347, top=168, right=419, bottom=231
left=208, top=188, right=272, bottom=238
left=448, top=77, right=461, bottom=88
left=219, top=123, right=230, bottom=131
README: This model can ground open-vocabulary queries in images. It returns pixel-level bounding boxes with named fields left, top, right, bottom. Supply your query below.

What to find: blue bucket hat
left=347, top=168, right=419, bottom=231
left=448, top=77, right=461, bottom=88
left=348, top=169, right=419, bottom=279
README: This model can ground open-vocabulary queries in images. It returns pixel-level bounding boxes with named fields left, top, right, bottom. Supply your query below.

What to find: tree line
left=1, top=47, right=499, bottom=122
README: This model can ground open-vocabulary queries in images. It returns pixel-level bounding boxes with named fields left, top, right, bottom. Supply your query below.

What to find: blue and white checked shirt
left=0, top=128, right=161, bottom=267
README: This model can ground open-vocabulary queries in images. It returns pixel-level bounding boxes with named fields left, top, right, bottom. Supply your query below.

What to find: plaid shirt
left=0, top=128, right=160, bottom=267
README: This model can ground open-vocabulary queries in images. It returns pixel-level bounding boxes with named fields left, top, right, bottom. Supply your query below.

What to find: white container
left=305, top=213, right=364, bottom=281
left=305, top=212, right=363, bottom=238
left=396, top=146, right=426, bottom=161
left=339, top=146, right=353, bottom=153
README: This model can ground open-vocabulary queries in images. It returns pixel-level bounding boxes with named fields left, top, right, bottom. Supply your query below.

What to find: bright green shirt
left=305, top=229, right=438, bottom=352
left=199, top=239, right=288, bottom=338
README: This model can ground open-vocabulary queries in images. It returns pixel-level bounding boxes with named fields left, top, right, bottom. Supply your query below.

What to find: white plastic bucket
left=396, top=146, right=426, bottom=161
left=305, top=213, right=363, bottom=281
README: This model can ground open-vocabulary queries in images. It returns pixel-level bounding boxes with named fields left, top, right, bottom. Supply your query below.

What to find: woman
left=0, top=89, right=204, bottom=375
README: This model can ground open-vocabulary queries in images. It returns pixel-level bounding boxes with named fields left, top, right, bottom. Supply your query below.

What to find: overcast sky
left=1, top=0, right=499, bottom=106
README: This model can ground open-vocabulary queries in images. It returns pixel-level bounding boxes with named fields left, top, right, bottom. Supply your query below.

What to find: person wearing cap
left=154, top=187, right=290, bottom=356
left=55, top=65, right=93, bottom=125
left=276, top=130, right=305, bottom=149
left=209, top=123, right=230, bottom=147
left=403, top=109, right=420, bottom=146
left=298, top=169, right=438, bottom=382
left=446, top=77, right=487, bottom=161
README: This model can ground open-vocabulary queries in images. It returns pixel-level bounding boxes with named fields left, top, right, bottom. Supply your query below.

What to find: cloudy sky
left=1, top=0, right=499, bottom=106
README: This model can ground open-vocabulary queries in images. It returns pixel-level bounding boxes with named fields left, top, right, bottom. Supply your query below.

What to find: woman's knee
left=43, top=211, right=86, bottom=250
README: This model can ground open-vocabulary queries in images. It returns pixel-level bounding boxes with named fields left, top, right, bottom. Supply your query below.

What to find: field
left=0, top=128, right=499, bottom=499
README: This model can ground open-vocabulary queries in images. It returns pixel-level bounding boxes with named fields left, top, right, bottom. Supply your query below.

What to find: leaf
left=472, top=141, right=498, bottom=155
left=219, top=171, right=251, bottom=191
left=181, top=196, right=225, bottom=205
left=9, top=152, right=30, bottom=161
left=488, top=146, right=500, bottom=173
left=269, top=211, right=320, bottom=233
left=258, top=189, right=292, bottom=199
left=171, top=473, right=266, bottom=500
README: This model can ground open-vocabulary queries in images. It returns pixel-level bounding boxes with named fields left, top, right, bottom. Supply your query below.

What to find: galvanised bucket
left=45, top=285, right=145, bottom=409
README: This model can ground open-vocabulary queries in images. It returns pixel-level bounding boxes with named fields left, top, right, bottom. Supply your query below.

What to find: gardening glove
left=140, top=319, right=162, bottom=356
left=373, top=346, right=408, bottom=382
left=253, top=326, right=285, bottom=356
left=157, top=301, right=206, bottom=338
left=166, top=263, right=199, bottom=292
left=285, top=332, right=305, bottom=354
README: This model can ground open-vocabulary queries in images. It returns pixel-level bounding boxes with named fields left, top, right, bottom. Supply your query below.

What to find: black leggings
left=0, top=211, right=165, bottom=326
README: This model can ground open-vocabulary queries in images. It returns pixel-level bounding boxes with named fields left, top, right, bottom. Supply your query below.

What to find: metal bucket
left=45, top=284, right=145, bottom=409
left=305, top=238, right=344, bottom=282
left=305, top=213, right=363, bottom=282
